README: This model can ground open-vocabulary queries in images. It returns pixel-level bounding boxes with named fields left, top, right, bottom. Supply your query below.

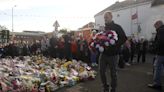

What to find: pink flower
left=110, top=39, right=116, bottom=45
left=98, top=35, right=108, bottom=40
left=111, top=31, right=117, bottom=36
left=113, top=36, right=118, bottom=41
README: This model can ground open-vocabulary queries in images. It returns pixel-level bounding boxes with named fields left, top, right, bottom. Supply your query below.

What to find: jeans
left=153, top=55, right=164, bottom=86
left=91, top=52, right=97, bottom=64
left=99, top=54, right=119, bottom=89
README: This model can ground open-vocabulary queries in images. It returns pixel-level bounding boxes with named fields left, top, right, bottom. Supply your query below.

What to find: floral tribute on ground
left=0, top=56, right=96, bottom=92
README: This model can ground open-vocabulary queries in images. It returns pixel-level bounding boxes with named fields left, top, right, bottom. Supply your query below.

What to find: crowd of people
left=0, top=33, right=150, bottom=68
left=118, top=37, right=148, bottom=68
left=0, top=34, right=90, bottom=63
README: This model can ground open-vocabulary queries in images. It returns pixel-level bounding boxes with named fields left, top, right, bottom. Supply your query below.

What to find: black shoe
left=148, top=84, right=162, bottom=90
left=103, top=85, right=109, bottom=92
left=103, top=88, right=109, bottom=92
left=110, top=89, right=116, bottom=92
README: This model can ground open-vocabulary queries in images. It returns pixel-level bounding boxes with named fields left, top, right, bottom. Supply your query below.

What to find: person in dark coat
left=99, top=11, right=127, bottom=92
left=0, top=44, right=4, bottom=58
left=130, top=38, right=136, bottom=63
left=22, top=43, right=30, bottom=56
left=49, top=36, right=58, bottom=58
left=122, top=40, right=131, bottom=66
left=137, top=37, right=148, bottom=63
left=63, top=34, right=71, bottom=60
left=148, top=20, right=164, bottom=91
left=58, top=36, right=65, bottom=59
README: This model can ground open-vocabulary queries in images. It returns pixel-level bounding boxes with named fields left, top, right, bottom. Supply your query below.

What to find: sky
left=0, top=0, right=124, bottom=32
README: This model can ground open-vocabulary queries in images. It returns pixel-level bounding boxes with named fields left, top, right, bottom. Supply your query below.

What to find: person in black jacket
left=0, top=44, right=4, bottom=58
left=49, top=36, right=58, bottom=58
left=99, top=11, right=127, bottom=92
left=137, top=37, right=148, bottom=63
left=63, top=34, right=71, bottom=60
left=130, top=38, right=136, bottom=63
left=148, top=20, right=164, bottom=91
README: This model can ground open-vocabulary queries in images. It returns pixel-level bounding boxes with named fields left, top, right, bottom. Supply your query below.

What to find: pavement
left=56, top=54, right=164, bottom=92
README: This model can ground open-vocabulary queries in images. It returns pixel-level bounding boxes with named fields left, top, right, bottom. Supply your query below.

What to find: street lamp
left=12, top=5, right=16, bottom=32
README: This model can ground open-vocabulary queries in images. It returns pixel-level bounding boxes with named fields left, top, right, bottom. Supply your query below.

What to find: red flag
left=132, top=13, right=138, bottom=20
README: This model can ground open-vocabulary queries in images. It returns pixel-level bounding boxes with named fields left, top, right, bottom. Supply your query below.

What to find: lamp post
left=12, top=5, right=16, bottom=32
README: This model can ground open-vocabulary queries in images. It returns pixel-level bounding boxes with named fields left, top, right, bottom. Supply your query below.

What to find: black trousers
left=137, top=50, right=146, bottom=63
left=130, top=51, right=135, bottom=62
left=99, top=54, right=119, bottom=90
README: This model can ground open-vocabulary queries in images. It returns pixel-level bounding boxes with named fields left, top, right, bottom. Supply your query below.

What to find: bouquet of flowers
left=89, top=30, right=118, bottom=52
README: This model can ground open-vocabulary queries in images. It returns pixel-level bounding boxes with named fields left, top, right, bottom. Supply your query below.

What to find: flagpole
left=136, top=0, right=140, bottom=39
left=130, top=6, right=133, bottom=37
left=136, top=1, right=139, bottom=28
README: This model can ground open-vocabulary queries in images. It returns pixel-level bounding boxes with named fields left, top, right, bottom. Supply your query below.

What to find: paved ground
left=56, top=54, right=164, bottom=92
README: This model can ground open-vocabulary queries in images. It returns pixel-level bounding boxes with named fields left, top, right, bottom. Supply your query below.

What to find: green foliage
left=0, top=25, right=10, bottom=43
left=0, top=25, right=8, bottom=31
left=59, top=29, right=67, bottom=34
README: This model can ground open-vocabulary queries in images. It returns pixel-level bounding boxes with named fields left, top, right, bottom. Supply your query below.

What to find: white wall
left=147, top=5, right=164, bottom=39
left=112, top=7, right=132, bottom=37
left=95, top=2, right=164, bottom=40
left=95, top=14, right=104, bottom=30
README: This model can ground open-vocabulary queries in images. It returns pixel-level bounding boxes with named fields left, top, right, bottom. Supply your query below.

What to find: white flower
left=93, top=36, right=96, bottom=40
left=99, top=46, right=104, bottom=52
left=113, top=36, right=118, bottom=41
left=99, top=31, right=103, bottom=34
left=108, top=34, right=112, bottom=38
left=104, top=42, right=109, bottom=46
left=90, top=42, right=94, bottom=47
left=110, top=39, right=116, bottom=45
left=95, top=44, right=100, bottom=48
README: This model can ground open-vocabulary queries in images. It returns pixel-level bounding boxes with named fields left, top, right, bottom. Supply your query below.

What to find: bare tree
left=0, top=25, right=8, bottom=31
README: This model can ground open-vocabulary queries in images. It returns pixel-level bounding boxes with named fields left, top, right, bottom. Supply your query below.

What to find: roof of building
left=81, top=22, right=95, bottom=29
left=23, top=30, right=45, bottom=34
left=94, top=0, right=163, bottom=17
left=10, top=32, right=44, bottom=36
left=151, top=0, right=164, bottom=6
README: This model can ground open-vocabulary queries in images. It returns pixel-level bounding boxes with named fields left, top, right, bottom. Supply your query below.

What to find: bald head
left=154, top=20, right=163, bottom=30
left=104, top=11, right=113, bottom=24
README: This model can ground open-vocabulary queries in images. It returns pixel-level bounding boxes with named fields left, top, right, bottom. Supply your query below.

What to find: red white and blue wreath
left=89, top=30, right=118, bottom=52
